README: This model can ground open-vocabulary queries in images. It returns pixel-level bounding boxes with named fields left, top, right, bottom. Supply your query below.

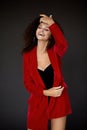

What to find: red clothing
left=23, top=23, right=72, bottom=130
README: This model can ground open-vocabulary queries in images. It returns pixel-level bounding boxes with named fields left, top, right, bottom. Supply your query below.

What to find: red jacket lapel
left=30, top=47, right=46, bottom=89
left=47, top=48, right=62, bottom=87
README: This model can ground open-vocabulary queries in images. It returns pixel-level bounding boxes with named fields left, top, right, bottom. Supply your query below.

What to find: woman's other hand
left=43, top=86, right=64, bottom=97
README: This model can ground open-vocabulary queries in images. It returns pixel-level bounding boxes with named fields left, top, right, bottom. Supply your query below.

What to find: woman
left=22, top=14, right=72, bottom=130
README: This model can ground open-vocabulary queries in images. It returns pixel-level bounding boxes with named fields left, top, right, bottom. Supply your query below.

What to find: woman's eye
left=37, top=26, right=49, bottom=31
left=45, top=29, right=49, bottom=31
left=38, top=26, right=41, bottom=29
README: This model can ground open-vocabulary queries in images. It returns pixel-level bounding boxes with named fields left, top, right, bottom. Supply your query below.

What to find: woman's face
left=36, top=22, right=51, bottom=41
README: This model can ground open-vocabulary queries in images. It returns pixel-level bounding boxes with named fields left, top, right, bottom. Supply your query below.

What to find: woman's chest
left=37, top=52, right=51, bottom=71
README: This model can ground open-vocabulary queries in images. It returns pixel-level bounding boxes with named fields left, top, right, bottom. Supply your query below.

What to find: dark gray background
left=0, top=0, right=87, bottom=130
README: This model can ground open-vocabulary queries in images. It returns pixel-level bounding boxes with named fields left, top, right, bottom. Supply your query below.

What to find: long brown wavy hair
left=22, top=15, right=63, bottom=54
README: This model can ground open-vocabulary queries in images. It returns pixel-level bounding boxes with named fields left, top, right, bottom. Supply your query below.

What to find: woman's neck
left=37, top=41, right=48, bottom=54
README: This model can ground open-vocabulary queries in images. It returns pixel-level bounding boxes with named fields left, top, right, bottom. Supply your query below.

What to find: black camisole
left=37, top=64, right=54, bottom=89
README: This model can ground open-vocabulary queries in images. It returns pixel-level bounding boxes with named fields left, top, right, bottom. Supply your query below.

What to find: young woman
left=22, top=14, right=72, bottom=130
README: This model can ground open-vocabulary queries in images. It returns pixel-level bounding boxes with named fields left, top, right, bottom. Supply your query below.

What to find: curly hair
left=22, top=16, right=64, bottom=54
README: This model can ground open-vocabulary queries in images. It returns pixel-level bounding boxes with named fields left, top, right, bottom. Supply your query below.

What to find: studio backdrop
left=0, top=0, right=87, bottom=130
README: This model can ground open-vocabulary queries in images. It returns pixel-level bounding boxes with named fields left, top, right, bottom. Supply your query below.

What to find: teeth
left=39, top=34, right=44, bottom=36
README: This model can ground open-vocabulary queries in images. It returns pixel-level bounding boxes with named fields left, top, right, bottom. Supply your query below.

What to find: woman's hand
left=40, top=14, right=55, bottom=26
left=43, top=86, right=64, bottom=97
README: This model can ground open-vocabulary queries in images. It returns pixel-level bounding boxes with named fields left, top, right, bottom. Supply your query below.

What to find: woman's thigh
left=51, top=116, right=66, bottom=130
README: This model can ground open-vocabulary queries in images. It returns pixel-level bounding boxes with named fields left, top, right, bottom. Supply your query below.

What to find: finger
left=56, top=86, right=62, bottom=89
left=40, top=14, right=47, bottom=17
left=39, top=17, right=45, bottom=23
left=52, top=87, right=60, bottom=90
left=61, top=87, right=64, bottom=91
left=49, top=14, right=52, bottom=18
left=59, top=87, right=64, bottom=94
left=39, top=18, right=43, bottom=23
left=58, top=87, right=64, bottom=92
left=52, top=86, right=61, bottom=90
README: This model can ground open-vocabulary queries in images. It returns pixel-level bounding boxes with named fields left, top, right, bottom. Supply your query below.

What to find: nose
left=41, top=28, right=44, bottom=32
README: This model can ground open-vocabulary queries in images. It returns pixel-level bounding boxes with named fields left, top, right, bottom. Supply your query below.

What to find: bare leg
left=51, top=116, right=66, bottom=130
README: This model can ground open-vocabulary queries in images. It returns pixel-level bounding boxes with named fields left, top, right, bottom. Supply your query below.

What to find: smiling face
left=36, top=22, right=51, bottom=42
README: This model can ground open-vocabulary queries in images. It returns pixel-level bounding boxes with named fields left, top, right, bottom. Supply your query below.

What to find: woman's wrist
left=48, top=20, right=55, bottom=27
left=43, top=89, right=49, bottom=96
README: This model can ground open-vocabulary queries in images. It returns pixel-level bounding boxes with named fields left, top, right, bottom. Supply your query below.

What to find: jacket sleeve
left=61, top=76, right=68, bottom=88
left=49, top=23, right=68, bottom=57
left=23, top=52, right=44, bottom=96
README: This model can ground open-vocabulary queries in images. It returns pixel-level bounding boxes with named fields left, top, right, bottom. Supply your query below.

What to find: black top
left=38, top=64, right=54, bottom=89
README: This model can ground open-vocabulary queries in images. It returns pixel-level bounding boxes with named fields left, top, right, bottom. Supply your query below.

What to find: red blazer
left=23, top=23, right=72, bottom=130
